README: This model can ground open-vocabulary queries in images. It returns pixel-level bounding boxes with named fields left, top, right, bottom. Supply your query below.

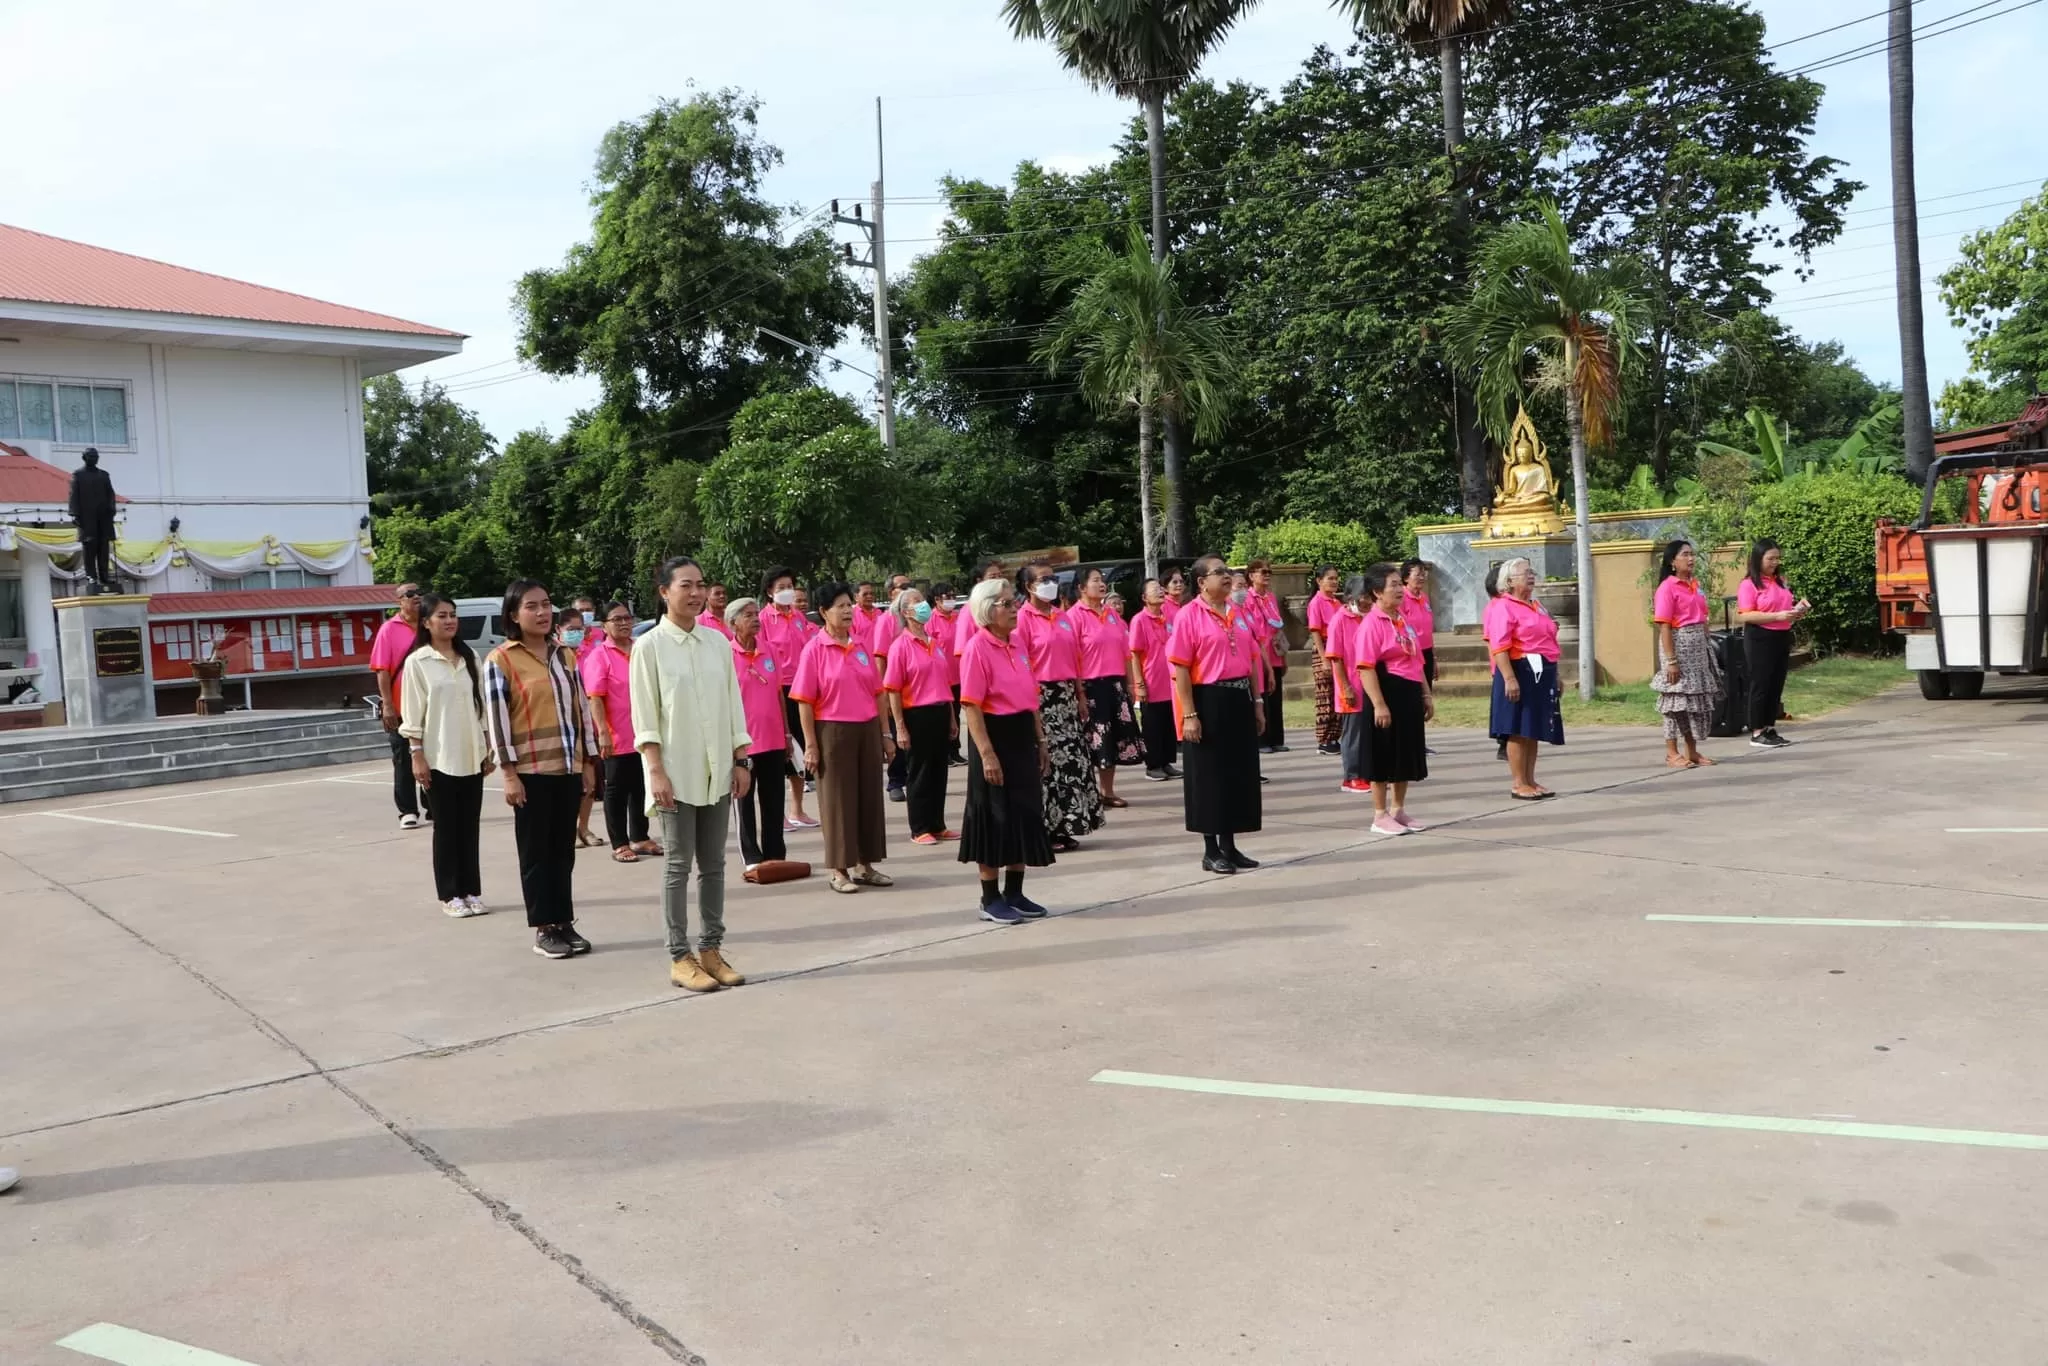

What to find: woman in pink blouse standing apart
left=1129, top=579, right=1180, bottom=783
left=1304, top=565, right=1345, bottom=755
left=1015, top=563, right=1104, bottom=851
left=1350, top=564, right=1435, bottom=835
left=1735, top=538, right=1809, bottom=750
left=1072, top=567, right=1146, bottom=809
left=882, top=588, right=959, bottom=845
left=1650, top=540, right=1724, bottom=769
left=1485, top=556, right=1565, bottom=800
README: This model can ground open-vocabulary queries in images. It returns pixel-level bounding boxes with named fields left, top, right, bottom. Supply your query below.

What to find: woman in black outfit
left=1736, top=539, right=1810, bottom=749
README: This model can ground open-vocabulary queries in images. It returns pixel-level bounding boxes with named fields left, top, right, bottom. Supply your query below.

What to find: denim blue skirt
left=1488, top=656, right=1565, bottom=745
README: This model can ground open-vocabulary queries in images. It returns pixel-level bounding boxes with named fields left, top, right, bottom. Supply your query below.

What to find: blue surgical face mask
left=912, top=601, right=933, bottom=623
left=560, top=628, right=585, bottom=647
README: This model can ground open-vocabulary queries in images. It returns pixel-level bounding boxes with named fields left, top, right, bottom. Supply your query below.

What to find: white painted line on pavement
left=0, top=772, right=378, bottom=823
left=57, top=1322, right=266, bottom=1366
left=1929, top=750, right=2013, bottom=759
left=1945, top=827, right=2048, bottom=834
left=1648, top=913, right=2048, bottom=932
left=35, top=812, right=236, bottom=839
left=1092, top=1070, right=2048, bottom=1150
left=319, top=776, right=389, bottom=787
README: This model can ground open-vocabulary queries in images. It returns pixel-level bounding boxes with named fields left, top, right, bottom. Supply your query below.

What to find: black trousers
left=602, top=753, right=648, bottom=849
left=736, top=749, right=788, bottom=866
left=427, top=770, right=483, bottom=901
left=512, top=771, right=582, bottom=927
left=1259, top=664, right=1287, bottom=749
left=903, top=702, right=952, bottom=837
left=1142, top=699, right=1179, bottom=770
left=950, top=686, right=965, bottom=761
left=888, top=746, right=910, bottom=790
left=81, top=532, right=113, bottom=586
left=386, top=728, right=419, bottom=818
left=1744, top=626, right=1793, bottom=731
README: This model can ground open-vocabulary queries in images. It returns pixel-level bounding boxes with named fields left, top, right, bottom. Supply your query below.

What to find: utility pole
left=1888, top=0, right=1934, bottom=480
left=832, top=98, right=894, bottom=449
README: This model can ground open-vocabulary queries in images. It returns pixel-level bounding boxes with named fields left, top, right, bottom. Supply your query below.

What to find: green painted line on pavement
left=56, top=1323, right=266, bottom=1366
left=1646, top=913, right=2048, bottom=932
left=1091, top=1070, right=2048, bottom=1151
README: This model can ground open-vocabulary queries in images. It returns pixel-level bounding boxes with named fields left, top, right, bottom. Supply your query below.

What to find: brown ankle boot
left=698, top=946, right=745, bottom=986
left=669, top=953, right=721, bottom=992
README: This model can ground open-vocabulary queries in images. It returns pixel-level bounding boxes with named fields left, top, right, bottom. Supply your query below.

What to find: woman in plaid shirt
left=485, top=579, right=603, bottom=960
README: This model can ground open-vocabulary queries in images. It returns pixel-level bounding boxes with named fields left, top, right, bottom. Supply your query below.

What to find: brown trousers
left=817, top=718, right=887, bottom=869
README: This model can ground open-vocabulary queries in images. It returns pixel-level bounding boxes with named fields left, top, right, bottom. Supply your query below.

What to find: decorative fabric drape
left=0, top=526, right=370, bottom=579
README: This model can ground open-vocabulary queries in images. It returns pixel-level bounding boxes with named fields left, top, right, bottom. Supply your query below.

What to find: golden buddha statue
left=1484, top=405, right=1566, bottom=536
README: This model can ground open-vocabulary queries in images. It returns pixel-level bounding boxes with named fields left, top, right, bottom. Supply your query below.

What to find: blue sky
left=7, top=0, right=2042, bottom=443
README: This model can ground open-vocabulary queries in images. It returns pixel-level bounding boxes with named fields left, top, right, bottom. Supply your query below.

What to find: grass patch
left=1283, top=655, right=1907, bottom=731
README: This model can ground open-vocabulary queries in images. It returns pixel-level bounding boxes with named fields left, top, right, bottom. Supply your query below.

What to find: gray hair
left=888, top=585, right=925, bottom=628
left=968, top=578, right=1010, bottom=628
left=724, top=595, right=759, bottom=626
left=1497, top=557, right=1534, bottom=594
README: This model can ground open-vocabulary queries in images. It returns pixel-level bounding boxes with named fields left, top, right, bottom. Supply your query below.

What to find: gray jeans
left=661, top=799, right=731, bottom=958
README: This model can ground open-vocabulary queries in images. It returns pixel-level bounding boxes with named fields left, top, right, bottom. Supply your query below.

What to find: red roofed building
left=0, top=224, right=463, bottom=716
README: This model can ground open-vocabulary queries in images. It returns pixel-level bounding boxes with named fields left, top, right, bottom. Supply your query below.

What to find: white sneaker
left=442, top=898, right=470, bottom=918
left=400, top=813, right=420, bottom=829
left=0, top=1167, right=17, bottom=1194
left=463, top=896, right=489, bottom=915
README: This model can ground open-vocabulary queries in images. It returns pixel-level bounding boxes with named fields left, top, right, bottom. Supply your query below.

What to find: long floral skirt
left=1311, top=649, right=1341, bottom=748
left=1082, top=676, right=1146, bottom=769
left=1652, top=622, right=1724, bottom=741
left=1040, top=680, right=1107, bottom=840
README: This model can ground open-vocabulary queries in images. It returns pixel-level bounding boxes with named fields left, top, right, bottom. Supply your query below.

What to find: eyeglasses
left=606, top=614, right=634, bottom=625
left=398, top=589, right=421, bottom=599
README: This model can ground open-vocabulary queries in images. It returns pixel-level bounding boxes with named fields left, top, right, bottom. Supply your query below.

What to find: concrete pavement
left=5, top=679, right=2047, bottom=1364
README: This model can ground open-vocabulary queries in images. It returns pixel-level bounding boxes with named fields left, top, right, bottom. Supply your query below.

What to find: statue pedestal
left=55, top=595, right=155, bottom=728
left=1470, top=531, right=1577, bottom=587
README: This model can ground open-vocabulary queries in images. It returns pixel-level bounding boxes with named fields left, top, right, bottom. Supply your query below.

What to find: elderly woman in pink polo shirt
left=791, top=581, right=896, bottom=893
left=758, top=565, right=819, bottom=831
left=1486, top=556, right=1565, bottom=800
left=1128, top=578, right=1180, bottom=783
left=1650, top=539, right=1723, bottom=769
left=957, top=577, right=1054, bottom=925
left=728, top=597, right=794, bottom=877
left=882, top=586, right=958, bottom=845
left=1350, top=563, right=1435, bottom=835
left=1016, top=562, right=1104, bottom=852
left=580, top=599, right=662, bottom=862
left=1072, top=567, right=1145, bottom=808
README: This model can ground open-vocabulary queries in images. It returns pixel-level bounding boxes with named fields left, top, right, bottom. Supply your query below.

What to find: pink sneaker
left=1393, top=810, right=1426, bottom=832
left=791, top=814, right=820, bottom=829
left=1370, top=814, right=1407, bottom=836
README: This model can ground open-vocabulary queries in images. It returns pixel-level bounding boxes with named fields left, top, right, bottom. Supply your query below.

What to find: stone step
left=0, top=715, right=379, bottom=775
left=0, top=731, right=390, bottom=804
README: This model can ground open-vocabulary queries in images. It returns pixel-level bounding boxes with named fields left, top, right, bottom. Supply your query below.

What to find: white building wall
left=2, top=336, right=375, bottom=589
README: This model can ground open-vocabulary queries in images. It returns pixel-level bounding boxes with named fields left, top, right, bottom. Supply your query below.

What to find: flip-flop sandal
left=1692, top=756, right=1718, bottom=767
left=828, top=872, right=860, bottom=894
left=1102, top=795, right=1129, bottom=808
left=1665, top=756, right=1696, bottom=769
left=633, top=842, right=665, bottom=857
left=911, top=833, right=940, bottom=846
left=576, top=830, right=605, bottom=848
left=1509, top=790, right=1551, bottom=801
left=611, top=847, right=638, bottom=863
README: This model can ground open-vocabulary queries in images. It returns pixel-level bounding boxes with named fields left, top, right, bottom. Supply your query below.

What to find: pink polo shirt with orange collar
left=957, top=629, right=1040, bottom=716
left=1326, top=607, right=1364, bottom=713
left=1071, top=601, right=1130, bottom=680
left=790, top=632, right=882, bottom=724
left=731, top=636, right=789, bottom=756
left=1015, top=602, right=1081, bottom=685
left=883, top=630, right=954, bottom=709
left=1352, top=605, right=1426, bottom=685
left=1128, top=609, right=1173, bottom=704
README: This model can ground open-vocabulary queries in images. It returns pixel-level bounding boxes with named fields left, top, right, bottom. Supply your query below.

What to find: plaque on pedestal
left=55, top=595, right=155, bottom=727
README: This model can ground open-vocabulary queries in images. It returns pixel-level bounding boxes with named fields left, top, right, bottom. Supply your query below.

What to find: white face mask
left=1033, top=580, right=1059, bottom=602
left=773, top=589, right=797, bottom=607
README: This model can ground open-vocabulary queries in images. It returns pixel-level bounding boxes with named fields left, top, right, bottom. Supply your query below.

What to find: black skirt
left=1082, top=675, right=1146, bottom=768
left=1361, top=669, right=1429, bottom=783
left=1183, top=679, right=1262, bottom=836
left=958, top=710, right=1055, bottom=869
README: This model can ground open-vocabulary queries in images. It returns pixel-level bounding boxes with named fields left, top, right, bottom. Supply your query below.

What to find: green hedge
left=1743, top=472, right=1920, bottom=653
left=1229, top=519, right=1383, bottom=574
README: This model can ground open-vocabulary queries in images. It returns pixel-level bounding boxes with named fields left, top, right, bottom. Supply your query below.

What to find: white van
left=454, top=597, right=506, bottom=654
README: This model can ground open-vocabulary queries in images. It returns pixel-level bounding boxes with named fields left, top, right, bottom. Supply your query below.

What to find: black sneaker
left=533, top=927, right=575, bottom=959
left=979, top=899, right=1026, bottom=925
left=1164, top=764, right=1183, bottom=779
left=1143, top=767, right=1170, bottom=782
left=1752, top=729, right=1792, bottom=750
left=562, top=926, right=593, bottom=954
left=887, top=786, right=906, bottom=803
left=1006, top=891, right=1049, bottom=919
left=1269, top=743, right=1290, bottom=753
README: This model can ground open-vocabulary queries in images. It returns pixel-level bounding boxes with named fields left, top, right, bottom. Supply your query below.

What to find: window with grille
left=0, top=376, right=132, bottom=448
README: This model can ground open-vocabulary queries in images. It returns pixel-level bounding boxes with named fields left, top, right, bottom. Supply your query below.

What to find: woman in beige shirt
left=400, top=594, right=495, bottom=918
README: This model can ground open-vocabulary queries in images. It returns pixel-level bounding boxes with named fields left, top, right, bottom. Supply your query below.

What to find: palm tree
left=1446, top=202, right=1645, bottom=700
left=1333, top=0, right=1515, bottom=515
left=1888, top=0, right=1935, bottom=480
left=1000, top=0, right=1258, bottom=557
left=1036, top=229, right=1237, bottom=579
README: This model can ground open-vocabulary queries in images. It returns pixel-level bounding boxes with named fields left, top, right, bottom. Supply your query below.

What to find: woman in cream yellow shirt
left=400, top=593, right=495, bottom=918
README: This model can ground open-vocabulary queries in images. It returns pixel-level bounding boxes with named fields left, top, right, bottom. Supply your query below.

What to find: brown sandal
left=1102, top=794, right=1129, bottom=808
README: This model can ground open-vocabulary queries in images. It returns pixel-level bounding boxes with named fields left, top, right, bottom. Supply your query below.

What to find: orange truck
left=1876, top=400, right=2048, bottom=698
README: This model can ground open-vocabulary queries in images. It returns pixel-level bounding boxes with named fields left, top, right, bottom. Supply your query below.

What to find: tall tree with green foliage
left=696, top=389, right=924, bottom=588
left=1037, top=230, right=1237, bottom=577
left=362, top=375, right=495, bottom=518
left=1448, top=202, right=1645, bottom=698
left=1888, top=0, right=1936, bottom=480
left=1937, top=181, right=2048, bottom=427
left=999, top=0, right=1259, bottom=557
left=1333, top=0, right=1513, bottom=514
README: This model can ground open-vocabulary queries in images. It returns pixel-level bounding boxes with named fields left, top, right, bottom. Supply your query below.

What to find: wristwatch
left=733, top=756, right=753, bottom=771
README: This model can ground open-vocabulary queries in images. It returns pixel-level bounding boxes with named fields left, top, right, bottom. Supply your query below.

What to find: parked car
left=454, top=597, right=506, bottom=653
